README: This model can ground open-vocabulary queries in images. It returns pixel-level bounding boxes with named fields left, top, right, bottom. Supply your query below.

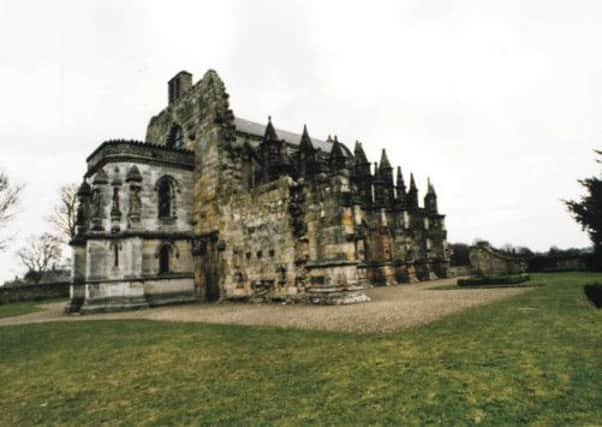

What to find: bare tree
left=0, top=170, right=23, bottom=251
left=47, top=183, right=78, bottom=242
left=16, top=233, right=62, bottom=284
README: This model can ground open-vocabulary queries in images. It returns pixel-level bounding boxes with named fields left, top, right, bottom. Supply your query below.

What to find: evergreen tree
left=565, top=150, right=602, bottom=270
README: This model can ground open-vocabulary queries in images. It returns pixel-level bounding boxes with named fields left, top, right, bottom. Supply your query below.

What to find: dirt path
left=0, top=278, right=532, bottom=333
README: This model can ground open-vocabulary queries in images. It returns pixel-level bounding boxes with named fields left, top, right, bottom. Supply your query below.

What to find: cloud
left=0, top=0, right=597, bottom=282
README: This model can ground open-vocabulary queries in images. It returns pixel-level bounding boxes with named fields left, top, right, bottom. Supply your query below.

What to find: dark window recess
left=167, top=124, right=184, bottom=149
left=311, top=276, right=326, bottom=285
left=256, top=251, right=262, bottom=259
left=158, top=178, right=172, bottom=218
left=341, top=191, right=353, bottom=207
left=269, top=249, right=275, bottom=258
left=113, top=244, right=119, bottom=267
left=159, top=245, right=170, bottom=274
left=246, top=252, right=251, bottom=259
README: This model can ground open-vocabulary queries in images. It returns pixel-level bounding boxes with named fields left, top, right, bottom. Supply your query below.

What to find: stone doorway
left=206, top=277, right=220, bottom=302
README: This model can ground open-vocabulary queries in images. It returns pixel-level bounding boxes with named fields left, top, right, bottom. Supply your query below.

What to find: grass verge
left=430, top=282, right=544, bottom=291
left=0, top=301, right=44, bottom=319
left=0, top=273, right=601, bottom=425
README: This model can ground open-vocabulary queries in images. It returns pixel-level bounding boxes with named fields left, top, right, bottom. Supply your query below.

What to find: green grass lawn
left=0, top=273, right=600, bottom=425
left=0, top=301, right=45, bottom=319
left=431, top=282, right=545, bottom=291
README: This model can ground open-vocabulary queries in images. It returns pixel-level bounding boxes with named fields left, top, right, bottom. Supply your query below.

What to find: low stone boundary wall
left=0, top=282, right=70, bottom=304
left=469, top=243, right=527, bottom=275
left=448, top=265, right=472, bottom=277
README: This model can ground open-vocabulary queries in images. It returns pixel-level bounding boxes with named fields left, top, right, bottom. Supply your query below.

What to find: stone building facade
left=66, top=69, right=450, bottom=313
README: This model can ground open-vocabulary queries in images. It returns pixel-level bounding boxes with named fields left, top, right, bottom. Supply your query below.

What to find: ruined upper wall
left=145, top=70, right=201, bottom=149
left=145, top=70, right=353, bottom=156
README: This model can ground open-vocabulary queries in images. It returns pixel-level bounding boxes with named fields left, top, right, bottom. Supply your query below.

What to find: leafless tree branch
left=46, top=183, right=78, bottom=242
left=0, top=170, right=23, bottom=251
left=16, top=233, right=62, bottom=284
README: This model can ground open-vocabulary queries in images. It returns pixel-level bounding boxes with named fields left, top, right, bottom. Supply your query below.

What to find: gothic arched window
left=159, top=245, right=170, bottom=274
left=156, top=176, right=177, bottom=219
left=167, top=124, right=184, bottom=149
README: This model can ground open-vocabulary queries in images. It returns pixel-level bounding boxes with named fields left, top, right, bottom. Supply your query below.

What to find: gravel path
left=0, top=278, right=531, bottom=333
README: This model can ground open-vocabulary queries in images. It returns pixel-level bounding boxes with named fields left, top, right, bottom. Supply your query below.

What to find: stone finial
left=396, top=167, right=406, bottom=191
left=379, top=149, right=392, bottom=171
left=409, top=173, right=417, bottom=190
left=263, top=116, right=279, bottom=141
left=424, top=177, right=438, bottom=214
left=299, top=124, right=314, bottom=151
left=329, top=136, right=347, bottom=171
left=427, top=177, right=436, bottom=195
left=407, top=173, right=419, bottom=211
left=353, top=141, right=369, bottom=164
left=77, top=179, right=91, bottom=196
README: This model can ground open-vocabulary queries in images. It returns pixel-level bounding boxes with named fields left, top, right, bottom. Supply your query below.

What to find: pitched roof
left=234, top=116, right=352, bottom=156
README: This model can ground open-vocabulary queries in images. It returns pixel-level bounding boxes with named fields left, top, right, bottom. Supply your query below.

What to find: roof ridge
left=234, top=116, right=330, bottom=150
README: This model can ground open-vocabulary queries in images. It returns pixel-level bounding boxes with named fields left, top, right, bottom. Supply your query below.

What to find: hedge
left=584, top=284, right=602, bottom=308
left=458, top=274, right=530, bottom=287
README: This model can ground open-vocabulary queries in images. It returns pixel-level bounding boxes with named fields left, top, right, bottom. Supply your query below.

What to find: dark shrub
left=458, top=274, right=530, bottom=287
left=584, top=284, right=602, bottom=308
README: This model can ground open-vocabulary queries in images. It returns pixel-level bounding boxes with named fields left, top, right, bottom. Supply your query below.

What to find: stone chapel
left=66, top=69, right=449, bottom=313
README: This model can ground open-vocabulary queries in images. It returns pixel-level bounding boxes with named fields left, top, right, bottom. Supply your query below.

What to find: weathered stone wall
left=448, top=265, right=472, bottom=277
left=82, top=160, right=194, bottom=282
left=469, top=243, right=527, bottom=275
left=302, top=173, right=365, bottom=295
left=69, top=276, right=195, bottom=314
left=1, top=282, right=70, bottom=304
left=216, top=172, right=370, bottom=303
left=219, top=176, right=298, bottom=300
left=68, top=148, right=196, bottom=313
left=86, top=161, right=193, bottom=235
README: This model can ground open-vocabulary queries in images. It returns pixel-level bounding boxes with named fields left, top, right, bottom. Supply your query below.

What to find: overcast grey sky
left=0, top=0, right=598, bottom=281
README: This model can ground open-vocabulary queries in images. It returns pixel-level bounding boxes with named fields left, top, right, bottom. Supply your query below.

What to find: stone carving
left=75, top=180, right=91, bottom=234
left=111, top=187, right=121, bottom=222
left=289, top=181, right=306, bottom=238
left=75, top=202, right=86, bottom=228
left=89, top=188, right=104, bottom=231
left=128, top=186, right=141, bottom=224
